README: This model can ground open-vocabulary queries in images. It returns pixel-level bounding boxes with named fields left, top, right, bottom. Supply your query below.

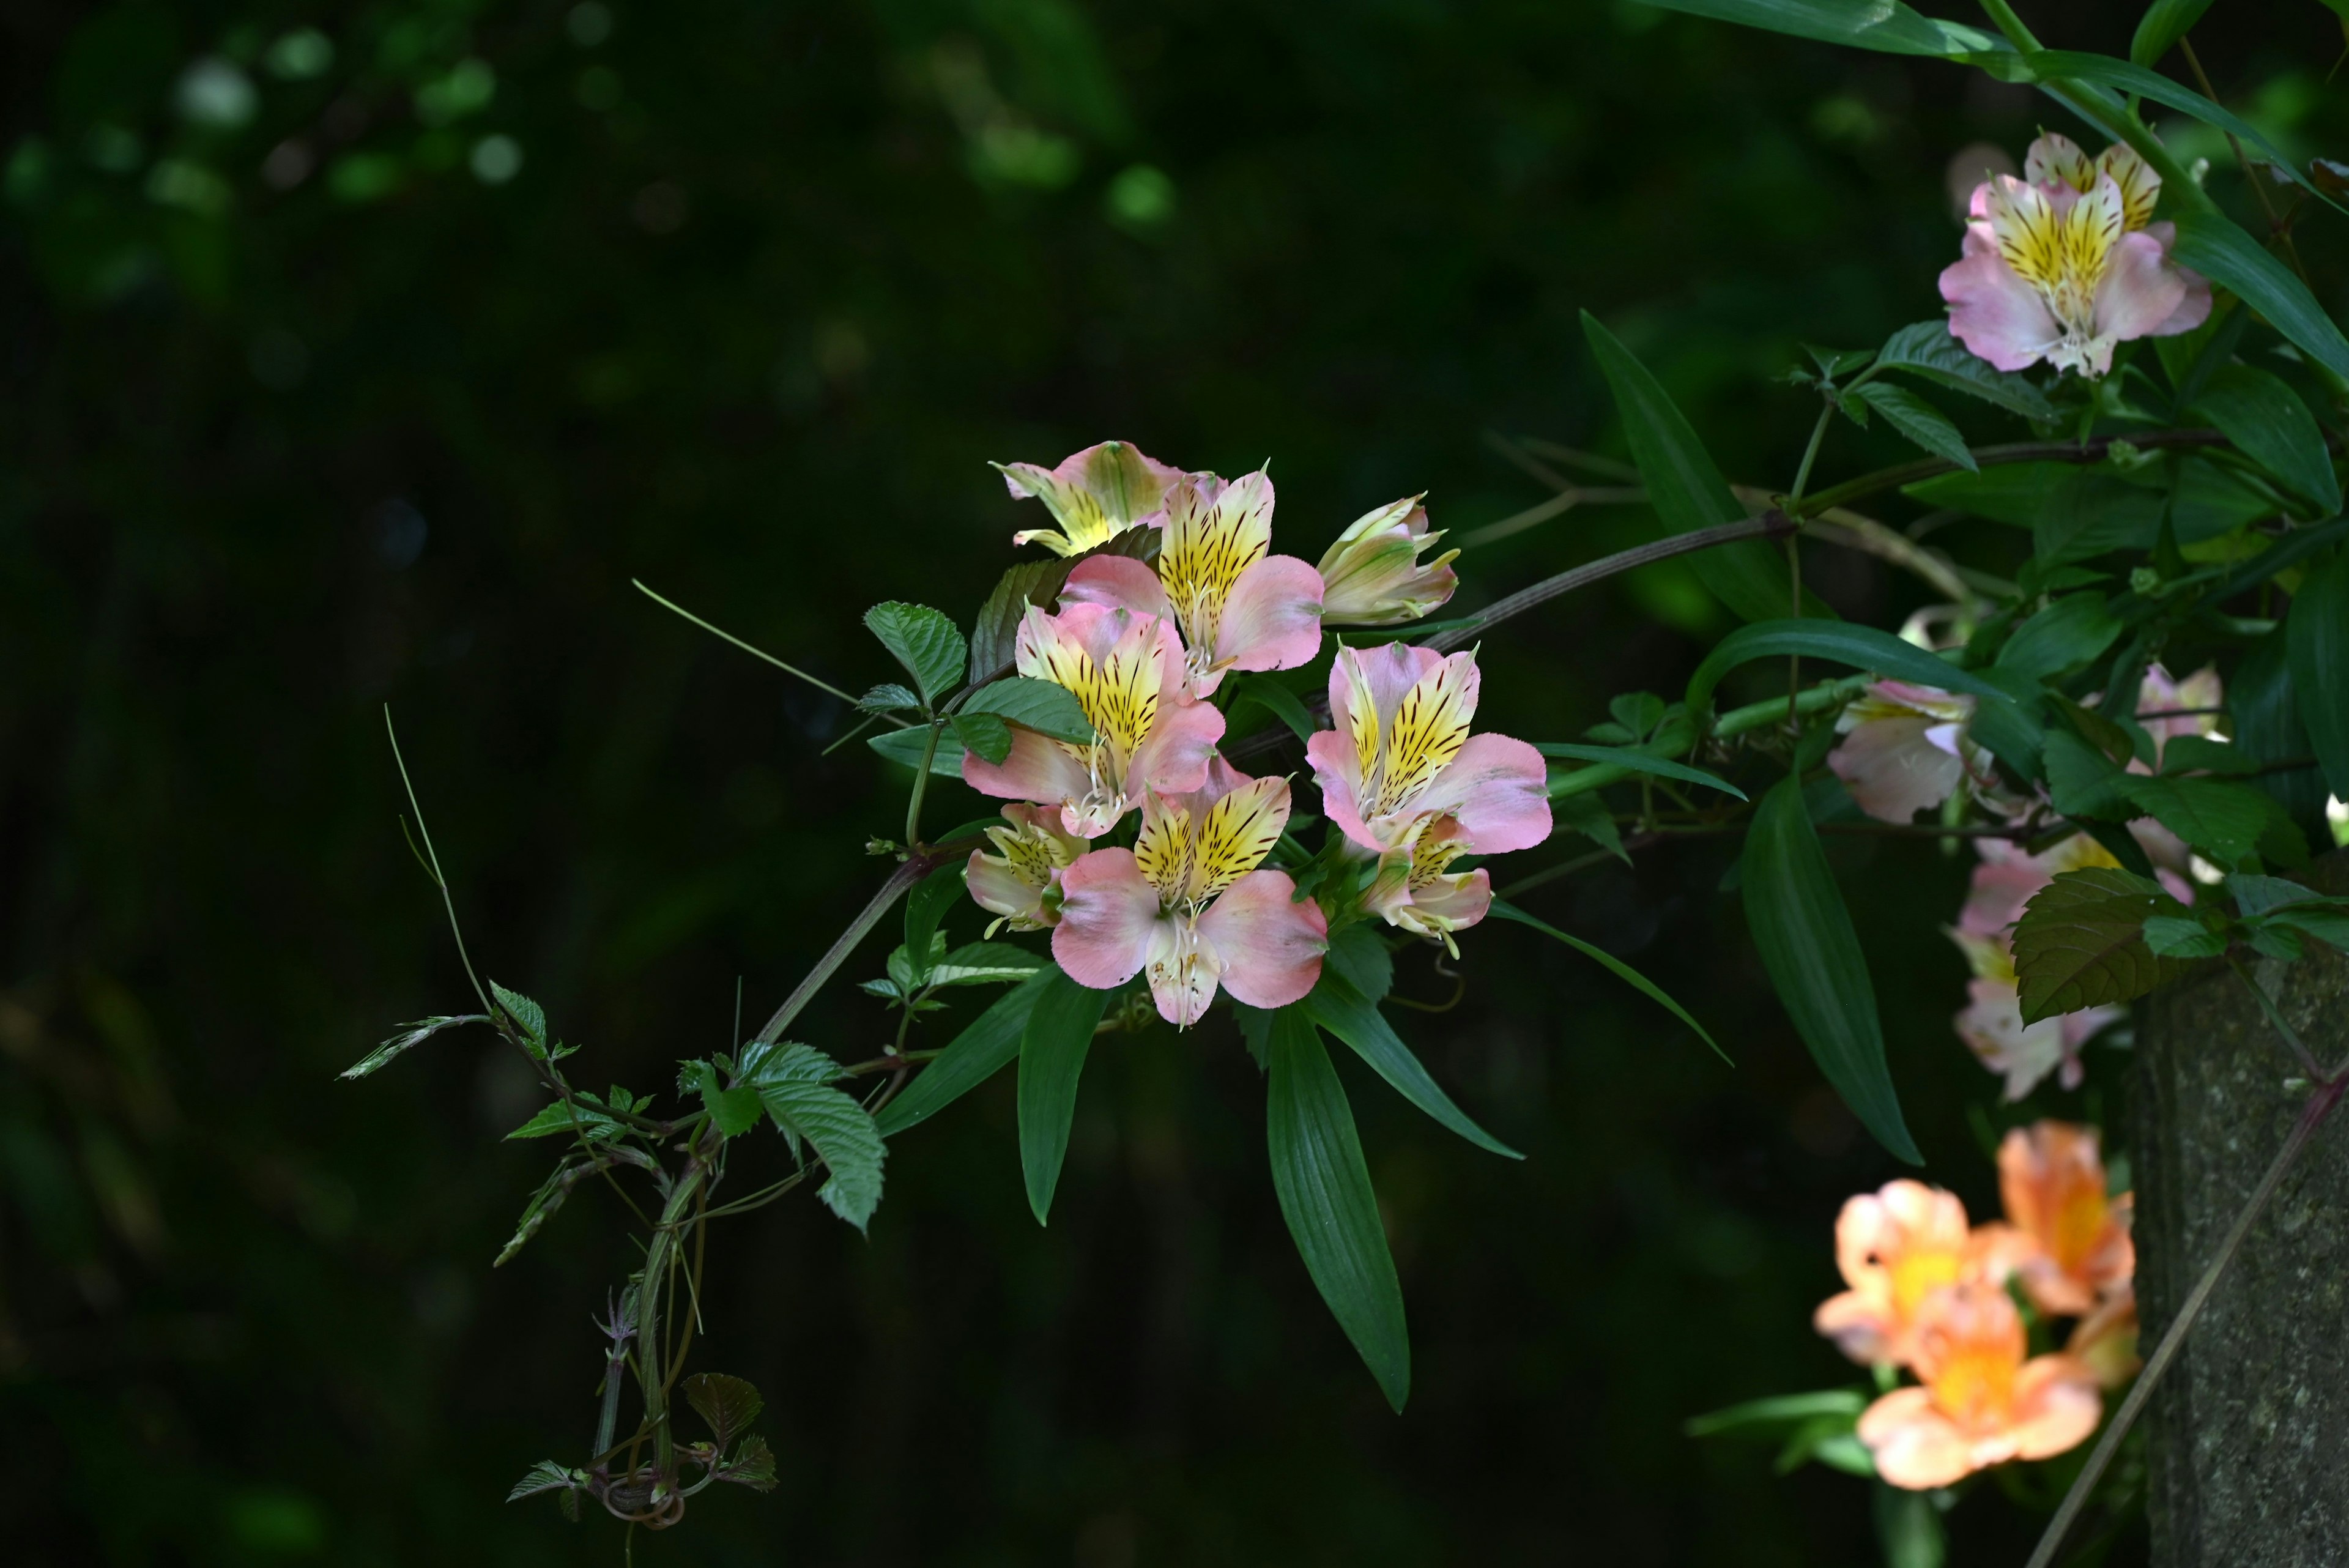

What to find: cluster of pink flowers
left=1827, top=664, right=2222, bottom=1098
left=960, top=441, right=1548, bottom=1026
left=1819, top=1123, right=2138, bottom=1490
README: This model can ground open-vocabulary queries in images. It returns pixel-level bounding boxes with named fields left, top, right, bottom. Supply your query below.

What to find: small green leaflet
left=958, top=677, right=1094, bottom=743
left=951, top=712, right=1014, bottom=764
left=1017, top=968, right=1113, bottom=1224
left=2011, top=868, right=2200, bottom=1024
left=1740, top=777, right=1918, bottom=1164
left=1847, top=382, right=1975, bottom=472
left=858, top=682, right=924, bottom=714
left=682, top=1372, right=763, bottom=1451
left=491, top=982, right=547, bottom=1046
left=680, top=1060, right=763, bottom=1137
left=1534, top=742, right=1747, bottom=799
left=2143, top=915, right=2226, bottom=959
left=507, top=1460, right=584, bottom=1504
left=874, top=967, right=1056, bottom=1137
left=869, top=723, right=965, bottom=778
left=864, top=601, right=966, bottom=704
left=1264, top=1005, right=1410, bottom=1413
left=505, top=1097, right=625, bottom=1140
left=2288, top=548, right=2349, bottom=802
left=341, top=1014, right=484, bottom=1079
left=1872, top=320, right=2057, bottom=422
left=1490, top=901, right=1727, bottom=1064
left=1554, top=792, right=1628, bottom=863
left=1684, top=620, right=2008, bottom=719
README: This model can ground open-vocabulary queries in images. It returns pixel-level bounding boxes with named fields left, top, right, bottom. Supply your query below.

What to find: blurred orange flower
left=1814, top=1181, right=2014, bottom=1367
left=1857, top=1284, right=2102, bottom=1489
left=2000, top=1121, right=2134, bottom=1315
left=2066, top=1286, right=2143, bottom=1389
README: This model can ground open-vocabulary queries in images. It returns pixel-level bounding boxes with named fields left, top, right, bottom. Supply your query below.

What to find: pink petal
left=963, top=723, right=1093, bottom=807
left=1940, top=231, right=2060, bottom=374
left=2094, top=230, right=2189, bottom=344
left=1415, top=733, right=1552, bottom=855
left=1061, top=554, right=1175, bottom=623
left=1052, top=850, right=1162, bottom=989
left=1326, top=641, right=1440, bottom=741
left=1828, top=715, right=1969, bottom=823
left=1145, top=920, right=1225, bottom=1028
left=1126, top=692, right=1224, bottom=796
left=1212, top=554, right=1324, bottom=675
left=967, top=849, right=1049, bottom=927
left=1198, top=869, right=1328, bottom=1008
left=1305, top=727, right=1378, bottom=853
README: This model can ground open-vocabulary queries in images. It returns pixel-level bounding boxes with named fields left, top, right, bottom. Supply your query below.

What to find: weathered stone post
left=2134, top=853, right=2349, bottom=1566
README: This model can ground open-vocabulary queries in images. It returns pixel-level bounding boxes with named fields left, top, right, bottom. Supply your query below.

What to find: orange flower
left=1857, top=1284, right=2102, bottom=1489
left=2066, top=1287, right=2143, bottom=1389
left=1814, top=1181, right=2011, bottom=1367
left=2000, top=1122, right=2134, bottom=1315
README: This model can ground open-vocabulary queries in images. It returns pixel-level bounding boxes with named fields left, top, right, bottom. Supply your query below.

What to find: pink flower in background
left=1857, top=1283, right=2102, bottom=1489
left=965, top=803, right=1088, bottom=934
left=1061, top=470, right=1324, bottom=697
left=1315, top=494, right=1460, bottom=627
left=1948, top=833, right=2128, bottom=1098
left=962, top=603, right=1223, bottom=838
left=2135, top=662, right=2224, bottom=767
left=1940, top=133, right=2209, bottom=379
left=1052, top=762, right=1327, bottom=1027
left=1307, top=644, right=1551, bottom=858
left=1828, top=680, right=1994, bottom=824
left=1363, top=814, right=1493, bottom=954
left=993, top=439, right=1201, bottom=556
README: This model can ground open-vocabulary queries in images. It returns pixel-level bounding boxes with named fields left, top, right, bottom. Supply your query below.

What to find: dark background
left=4, top=1, right=2337, bottom=1562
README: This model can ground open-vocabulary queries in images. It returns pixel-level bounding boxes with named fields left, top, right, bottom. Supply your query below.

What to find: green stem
left=749, top=855, right=934, bottom=1044
left=1975, top=0, right=2212, bottom=213
left=1792, top=429, right=2232, bottom=520
left=905, top=724, right=942, bottom=845
left=631, top=578, right=883, bottom=714
left=1789, top=403, right=1835, bottom=507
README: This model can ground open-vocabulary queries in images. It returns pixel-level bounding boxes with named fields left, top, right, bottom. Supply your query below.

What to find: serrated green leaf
left=1684, top=620, right=2007, bottom=720
left=2011, top=868, right=2198, bottom=1024
left=1583, top=311, right=1820, bottom=624
left=1995, top=592, right=2120, bottom=682
left=1873, top=319, right=2057, bottom=422
left=505, top=1098, right=623, bottom=1140
left=1490, top=901, right=1729, bottom=1063
left=757, top=1077, right=887, bottom=1232
left=507, top=1460, right=582, bottom=1503
left=1740, top=776, right=1917, bottom=1164
left=2143, top=915, right=2227, bottom=958
left=1535, top=742, right=1748, bottom=798
left=2043, top=729, right=2135, bottom=822
left=2192, top=363, right=2341, bottom=515
left=873, top=968, right=1055, bottom=1137
left=1849, top=381, right=1976, bottom=471
left=1017, top=967, right=1112, bottom=1224
left=681, top=1060, right=763, bottom=1137
left=1634, top=0, right=2005, bottom=56
left=2288, top=548, right=2349, bottom=802
left=965, top=528, right=1157, bottom=680
left=2118, top=775, right=2275, bottom=866
left=2169, top=212, right=2349, bottom=383
left=1265, top=1005, right=1410, bottom=1413
left=342, top=1014, right=485, bottom=1079
left=737, top=1041, right=848, bottom=1086
left=490, top=982, right=546, bottom=1044
left=868, top=723, right=965, bottom=778
left=959, top=677, right=1095, bottom=743
left=1805, top=343, right=1875, bottom=378
left=950, top=711, right=1014, bottom=764
left=864, top=601, right=966, bottom=704
left=1554, top=792, right=1628, bottom=863
left=683, top=1372, right=763, bottom=1450
left=858, top=682, right=924, bottom=713
left=2264, top=905, right=2349, bottom=953
left=2227, top=874, right=2343, bottom=917
left=2130, top=0, right=2214, bottom=67
left=718, top=1433, right=778, bottom=1492
left=495, top=1159, right=589, bottom=1266
left=1301, top=968, right=1520, bottom=1157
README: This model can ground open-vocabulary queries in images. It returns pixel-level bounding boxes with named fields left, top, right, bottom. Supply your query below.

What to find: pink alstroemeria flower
left=1828, top=680, right=1996, bottom=825
left=966, top=803, right=1088, bottom=934
left=993, top=439, right=1200, bottom=556
left=1941, top=133, right=2210, bottom=379
left=1364, top=815, right=1492, bottom=954
left=1052, top=762, right=1328, bottom=1027
left=1061, top=470, right=1324, bottom=698
left=1316, top=494, right=1460, bottom=627
left=962, top=603, right=1224, bottom=838
left=1305, top=644, right=1551, bottom=858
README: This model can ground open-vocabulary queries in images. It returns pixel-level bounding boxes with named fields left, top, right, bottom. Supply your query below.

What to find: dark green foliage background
left=4, top=0, right=2337, bottom=1561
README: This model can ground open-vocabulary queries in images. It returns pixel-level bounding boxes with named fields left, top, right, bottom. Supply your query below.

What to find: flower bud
left=1315, top=495, right=1459, bottom=626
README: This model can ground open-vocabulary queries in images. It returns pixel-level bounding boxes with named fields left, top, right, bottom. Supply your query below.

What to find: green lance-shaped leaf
left=1490, top=901, right=1730, bottom=1064
left=1016, top=967, right=1113, bottom=1224
left=902, top=864, right=967, bottom=987
left=2192, top=363, right=2342, bottom=515
left=755, top=1069, right=887, bottom=1232
left=1633, top=0, right=2006, bottom=57
left=1323, top=922, right=1393, bottom=1004
left=864, top=601, right=967, bottom=705
left=1581, top=311, right=1819, bottom=625
left=925, top=941, right=1047, bottom=987
left=1742, top=776, right=1919, bottom=1164
left=1301, top=968, right=1521, bottom=1158
left=1683, top=620, right=2010, bottom=721
left=1533, top=742, right=1747, bottom=799
left=874, top=966, right=1056, bottom=1137
left=1847, top=382, right=1976, bottom=472
left=1225, top=673, right=1319, bottom=743
left=2010, top=868, right=2200, bottom=1024
left=957, top=676, right=1096, bottom=743
left=1264, top=1005, right=1410, bottom=1413
left=869, top=723, right=965, bottom=778
left=2130, top=0, right=2214, bottom=67
left=2288, top=547, right=2349, bottom=803
left=1994, top=592, right=2121, bottom=683
left=2117, top=775, right=2280, bottom=868
left=341, top=1014, right=485, bottom=1079
left=1872, top=320, right=2058, bottom=422
left=2168, top=212, right=2349, bottom=384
